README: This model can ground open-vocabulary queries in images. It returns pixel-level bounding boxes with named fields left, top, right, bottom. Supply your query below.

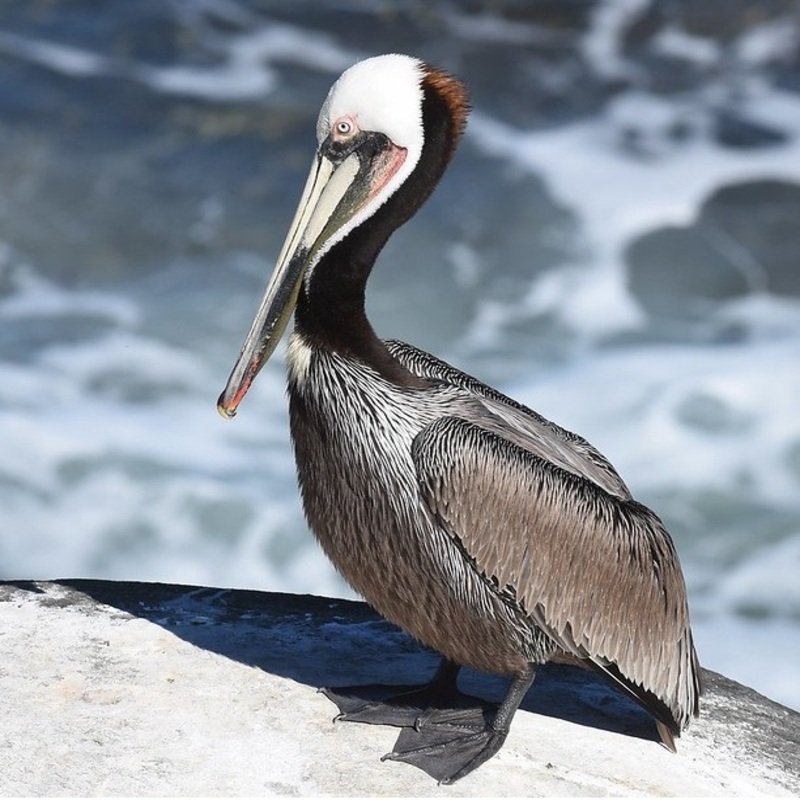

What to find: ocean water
left=1, top=1, right=799, bottom=712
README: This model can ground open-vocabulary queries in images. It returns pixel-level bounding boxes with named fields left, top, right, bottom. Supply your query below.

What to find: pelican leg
left=381, top=664, right=536, bottom=784
left=321, top=658, right=489, bottom=729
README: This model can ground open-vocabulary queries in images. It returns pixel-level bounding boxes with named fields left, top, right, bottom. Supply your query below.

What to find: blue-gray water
left=1, top=1, right=799, bottom=711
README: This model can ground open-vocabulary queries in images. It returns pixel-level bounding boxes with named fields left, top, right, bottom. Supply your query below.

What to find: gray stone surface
left=1, top=579, right=798, bottom=796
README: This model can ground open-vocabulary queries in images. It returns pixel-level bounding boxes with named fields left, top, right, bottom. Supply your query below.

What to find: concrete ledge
left=1, top=579, right=798, bottom=795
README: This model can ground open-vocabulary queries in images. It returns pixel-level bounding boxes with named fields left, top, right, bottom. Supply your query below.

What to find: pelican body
left=219, top=54, right=701, bottom=783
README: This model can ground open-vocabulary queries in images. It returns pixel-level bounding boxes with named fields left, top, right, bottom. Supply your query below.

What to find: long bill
left=216, top=140, right=408, bottom=419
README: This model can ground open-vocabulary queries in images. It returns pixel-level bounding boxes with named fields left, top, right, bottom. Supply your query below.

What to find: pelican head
left=217, top=54, right=467, bottom=418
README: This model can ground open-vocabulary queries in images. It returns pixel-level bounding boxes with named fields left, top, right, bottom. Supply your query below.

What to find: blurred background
left=1, top=0, right=798, bottom=711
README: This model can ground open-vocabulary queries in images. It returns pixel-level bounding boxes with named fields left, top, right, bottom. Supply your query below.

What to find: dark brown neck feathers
left=295, top=67, right=469, bottom=385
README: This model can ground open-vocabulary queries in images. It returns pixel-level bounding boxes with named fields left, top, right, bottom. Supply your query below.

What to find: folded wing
left=411, top=415, right=701, bottom=737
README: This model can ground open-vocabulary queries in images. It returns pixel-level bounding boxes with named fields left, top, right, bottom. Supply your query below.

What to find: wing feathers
left=412, top=415, right=700, bottom=730
left=387, top=339, right=632, bottom=499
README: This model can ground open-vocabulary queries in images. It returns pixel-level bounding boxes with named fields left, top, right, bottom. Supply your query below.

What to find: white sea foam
left=581, top=0, right=651, bottom=80
left=712, top=535, right=800, bottom=616
left=443, top=9, right=559, bottom=45
left=0, top=21, right=357, bottom=102
left=471, top=86, right=800, bottom=240
left=506, top=339, right=800, bottom=510
left=693, top=614, right=800, bottom=712
left=468, top=80, right=800, bottom=346
left=135, top=62, right=277, bottom=102
left=0, top=30, right=108, bottom=77
left=652, top=25, right=721, bottom=67
left=735, top=17, right=799, bottom=66
left=0, top=263, right=139, bottom=326
left=136, top=23, right=357, bottom=101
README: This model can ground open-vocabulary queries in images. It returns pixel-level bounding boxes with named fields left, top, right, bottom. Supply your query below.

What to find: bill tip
left=216, top=393, right=238, bottom=420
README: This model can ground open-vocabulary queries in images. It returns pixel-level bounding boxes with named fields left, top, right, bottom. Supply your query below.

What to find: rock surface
left=1, top=579, right=798, bottom=796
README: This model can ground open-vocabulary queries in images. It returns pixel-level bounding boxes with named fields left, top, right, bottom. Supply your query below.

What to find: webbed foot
left=382, top=710, right=506, bottom=784
left=324, top=662, right=537, bottom=784
left=320, top=660, right=489, bottom=728
left=382, top=664, right=537, bottom=783
left=320, top=683, right=469, bottom=727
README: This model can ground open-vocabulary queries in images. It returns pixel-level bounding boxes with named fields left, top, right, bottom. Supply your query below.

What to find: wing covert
left=387, top=339, right=631, bottom=499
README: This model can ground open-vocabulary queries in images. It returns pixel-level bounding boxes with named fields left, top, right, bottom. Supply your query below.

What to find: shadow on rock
left=36, top=578, right=660, bottom=746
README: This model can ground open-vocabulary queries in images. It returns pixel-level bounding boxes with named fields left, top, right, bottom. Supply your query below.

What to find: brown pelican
left=218, top=54, right=701, bottom=783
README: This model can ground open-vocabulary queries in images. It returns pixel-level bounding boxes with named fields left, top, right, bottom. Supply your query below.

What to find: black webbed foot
left=382, top=711, right=506, bottom=784
left=320, top=683, right=474, bottom=727
left=320, top=659, right=489, bottom=728
left=382, top=664, right=537, bottom=784
left=324, top=663, right=537, bottom=784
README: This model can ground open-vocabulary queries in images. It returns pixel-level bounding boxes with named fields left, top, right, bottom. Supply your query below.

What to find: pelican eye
left=334, top=119, right=354, bottom=137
